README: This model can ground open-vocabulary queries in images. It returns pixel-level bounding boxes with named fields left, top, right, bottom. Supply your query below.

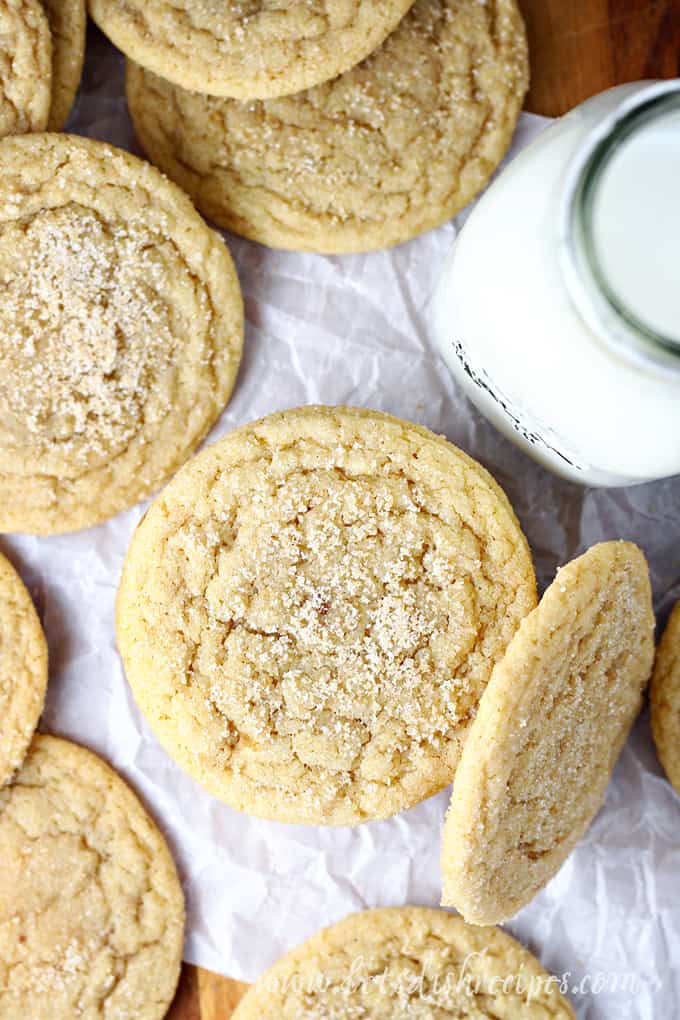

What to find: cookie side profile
left=0, top=551, right=48, bottom=787
left=0, top=734, right=185, bottom=1019
left=441, top=541, right=655, bottom=925
left=651, top=599, right=680, bottom=795
left=41, top=0, right=86, bottom=129
left=117, top=405, right=537, bottom=825
left=0, top=133, right=243, bottom=534
left=89, top=0, right=415, bottom=99
left=0, top=0, right=52, bottom=137
left=232, top=906, right=575, bottom=1019
left=126, top=0, right=529, bottom=253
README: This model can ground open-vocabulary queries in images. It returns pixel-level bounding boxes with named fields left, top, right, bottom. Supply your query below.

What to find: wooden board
left=520, top=0, right=680, bottom=116
left=167, top=967, right=248, bottom=1020
left=164, top=1, right=680, bottom=1015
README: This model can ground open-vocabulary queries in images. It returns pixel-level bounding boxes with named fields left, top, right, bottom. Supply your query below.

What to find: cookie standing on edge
left=0, top=133, right=244, bottom=535
left=117, top=406, right=537, bottom=825
left=0, top=551, right=48, bottom=787
left=126, top=0, right=529, bottom=253
left=89, top=0, right=416, bottom=100
left=441, top=541, right=655, bottom=925
left=231, top=906, right=576, bottom=1019
left=0, top=0, right=52, bottom=137
left=41, top=0, right=86, bottom=129
left=651, top=599, right=680, bottom=795
left=0, top=734, right=185, bottom=1019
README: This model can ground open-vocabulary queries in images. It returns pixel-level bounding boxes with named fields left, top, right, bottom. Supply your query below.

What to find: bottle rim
left=559, top=80, right=680, bottom=378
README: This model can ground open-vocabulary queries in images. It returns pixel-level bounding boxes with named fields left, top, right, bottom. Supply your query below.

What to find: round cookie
left=232, top=906, right=575, bottom=1019
left=0, top=133, right=244, bottom=535
left=0, top=734, right=185, bottom=1019
left=0, top=0, right=52, bottom=138
left=116, top=406, right=537, bottom=825
left=650, top=599, right=680, bottom=795
left=89, top=0, right=415, bottom=100
left=126, top=0, right=529, bottom=254
left=41, top=0, right=86, bottom=129
left=0, top=551, right=47, bottom=787
left=441, top=541, right=655, bottom=925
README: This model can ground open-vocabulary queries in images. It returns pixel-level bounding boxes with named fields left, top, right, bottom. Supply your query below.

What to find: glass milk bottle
left=432, top=80, right=680, bottom=487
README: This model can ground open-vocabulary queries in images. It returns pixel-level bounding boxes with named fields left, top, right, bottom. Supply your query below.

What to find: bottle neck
left=560, top=81, right=680, bottom=377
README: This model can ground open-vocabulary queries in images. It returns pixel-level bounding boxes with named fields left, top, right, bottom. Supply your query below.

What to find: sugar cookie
left=0, top=551, right=47, bottom=787
left=232, top=906, right=575, bottom=1019
left=0, top=134, right=243, bottom=534
left=0, top=734, right=185, bottom=1019
left=0, top=0, right=52, bottom=137
left=0, top=738, right=184, bottom=1015
left=117, top=406, right=536, bottom=825
left=41, top=0, right=86, bottom=129
left=650, top=599, right=680, bottom=795
left=441, top=541, right=655, bottom=924
left=90, top=0, right=415, bottom=99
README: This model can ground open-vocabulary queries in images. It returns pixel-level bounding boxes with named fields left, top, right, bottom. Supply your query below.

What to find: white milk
left=592, top=109, right=680, bottom=341
left=432, top=81, right=680, bottom=486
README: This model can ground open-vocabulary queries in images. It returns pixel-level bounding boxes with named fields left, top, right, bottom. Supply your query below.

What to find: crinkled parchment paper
left=3, top=29, right=679, bottom=1019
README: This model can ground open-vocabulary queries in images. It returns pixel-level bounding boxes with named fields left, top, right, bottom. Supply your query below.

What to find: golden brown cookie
left=650, top=599, right=680, bottom=795
left=0, top=133, right=243, bottom=535
left=41, top=0, right=86, bottom=129
left=90, top=0, right=415, bottom=100
left=126, top=0, right=529, bottom=253
left=0, top=734, right=185, bottom=1019
left=117, top=406, right=537, bottom=825
left=0, top=0, right=52, bottom=137
left=0, top=551, right=47, bottom=788
left=441, top=541, right=655, bottom=925
left=232, top=906, right=575, bottom=1019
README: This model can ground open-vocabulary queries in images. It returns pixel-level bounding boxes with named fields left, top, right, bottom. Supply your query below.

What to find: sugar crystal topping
left=0, top=204, right=195, bottom=473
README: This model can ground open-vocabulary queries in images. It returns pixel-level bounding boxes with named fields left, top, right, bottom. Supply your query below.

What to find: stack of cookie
left=89, top=0, right=530, bottom=253
left=0, top=0, right=86, bottom=136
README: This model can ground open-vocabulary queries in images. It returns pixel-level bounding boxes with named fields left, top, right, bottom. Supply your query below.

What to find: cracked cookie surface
left=232, top=906, right=575, bottom=1018
left=0, top=734, right=185, bottom=1020
left=0, top=0, right=52, bottom=138
left=126, top=0, right=528, bottom=253
left=651, top=599, right=680, bottom=795
left=41, top=0, right=86, bottom=129
left=89, top=0, right=415, bottom=100
left=117, top=406, right=536, bottom=825
left=441, top=541, right=655, bottom=925
left=0, top=133, right=243, bottom=535
left=0, top=551, right=47, bottom=788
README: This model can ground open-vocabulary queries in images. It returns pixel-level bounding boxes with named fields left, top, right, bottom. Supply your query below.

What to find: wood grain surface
left=162, top=1, right=680, bottom=1016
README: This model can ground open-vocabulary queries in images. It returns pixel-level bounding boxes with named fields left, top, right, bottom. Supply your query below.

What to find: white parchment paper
left=4, top=28, right=680, bottom=1018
